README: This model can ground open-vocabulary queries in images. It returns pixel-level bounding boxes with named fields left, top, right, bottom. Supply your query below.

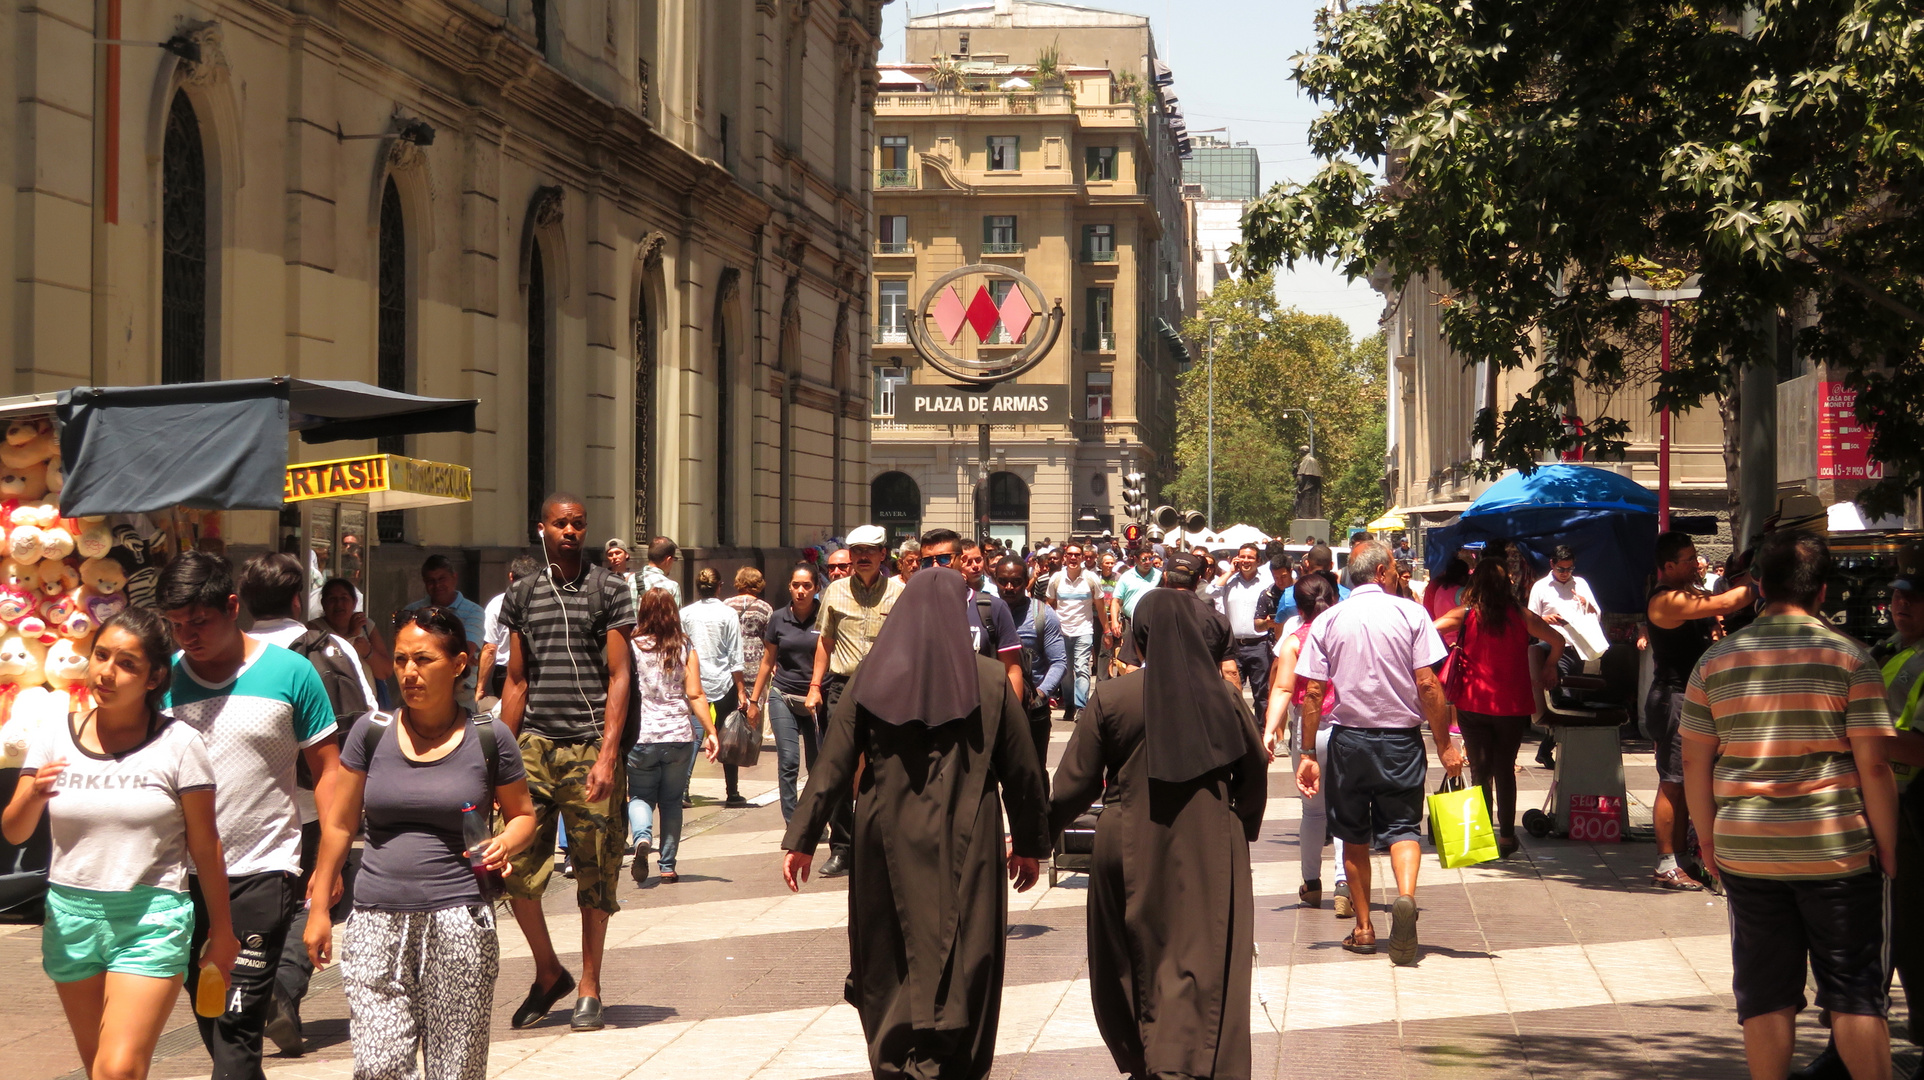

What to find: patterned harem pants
left=340, top=904, right=499, bottom=1080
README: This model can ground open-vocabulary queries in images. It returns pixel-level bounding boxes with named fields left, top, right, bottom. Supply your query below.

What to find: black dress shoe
left=723, top=794, right=751, bottom=808
left=1788, top=1043, right=1851, bottom=1079
left=819, top=851, right=851, bottom=878
left=511, top=969, right=576, bottom=1029
left=570, top=995, right=605, bottom=1032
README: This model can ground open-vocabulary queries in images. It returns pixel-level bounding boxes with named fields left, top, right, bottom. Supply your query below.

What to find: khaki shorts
left=505, top=731, right=628, bottom=914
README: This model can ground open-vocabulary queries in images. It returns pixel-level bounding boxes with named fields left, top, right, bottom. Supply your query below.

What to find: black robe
left=784, top=654, right=1051, bottom=1080
left=1048, top=669, right=1269, bottom=1080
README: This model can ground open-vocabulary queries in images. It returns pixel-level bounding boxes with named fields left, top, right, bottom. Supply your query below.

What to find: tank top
left=1288, top=623, right=1336, bottom=714
left=1456, top=606, right=1534, bottom=717
left=1648, top=587, right=1715, bottom=687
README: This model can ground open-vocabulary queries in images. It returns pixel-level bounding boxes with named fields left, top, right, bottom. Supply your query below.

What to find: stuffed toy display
left=0, top=414, right=96, bottom=768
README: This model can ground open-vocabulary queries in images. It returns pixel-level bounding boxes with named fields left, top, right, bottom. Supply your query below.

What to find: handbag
left=1428, top=774, right=1499, bottom=868
left=1440, top=608, right=1475, bottom=704
left=715, top=707, right=763, bottom=767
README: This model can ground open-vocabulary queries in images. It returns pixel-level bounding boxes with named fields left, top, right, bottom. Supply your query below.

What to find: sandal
left=1652, top=867, right=1703, bottom=891
left=1341, top=931, right=1377, bottom=955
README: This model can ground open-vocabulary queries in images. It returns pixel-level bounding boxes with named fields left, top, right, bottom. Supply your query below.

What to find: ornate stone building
left=0, top=0, right=886, bottom=608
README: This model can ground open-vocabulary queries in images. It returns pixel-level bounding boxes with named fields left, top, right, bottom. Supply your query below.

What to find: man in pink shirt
left=1295, top=539, right=1459, bottom=965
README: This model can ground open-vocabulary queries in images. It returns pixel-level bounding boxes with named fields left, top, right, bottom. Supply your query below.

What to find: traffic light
left=1122, top=471, right=1145, bottom=519
left=1123, top=523, right=1143, bottom=546
left=1151, top=505, right=1179, bottom=533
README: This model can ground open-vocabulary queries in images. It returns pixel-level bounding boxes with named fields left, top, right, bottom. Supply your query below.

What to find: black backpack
left=979, top=594, right=1049, bottom=707
left=354, top=711, right=501, bottom=793
left=505, top=565, right=639, bottom=751
left=290, top=628, right=372, bottom=790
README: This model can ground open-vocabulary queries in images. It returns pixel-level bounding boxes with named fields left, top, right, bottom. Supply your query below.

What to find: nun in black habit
left=781, top=567, right=1052, bottom=1080
left=1048, top=588, right=1269, bottom=1080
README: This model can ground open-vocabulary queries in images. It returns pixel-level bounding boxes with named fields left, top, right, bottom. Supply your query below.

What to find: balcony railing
left=874, top=90, right=1139, bottom=124
left=981, top=242, right=1023, bottom=255
left=877, top=240, right=911, bottom=254
left=876, top=169, right=915, bottom=188
left=876, top=325, right=910, bottom=344
left=1083, top=248, right=1118, bottom=263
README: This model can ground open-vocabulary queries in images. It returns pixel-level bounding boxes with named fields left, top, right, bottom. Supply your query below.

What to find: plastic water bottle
left=193, top=964, right=227, bottom=1018
left=461, top=802, right=499, bottom=897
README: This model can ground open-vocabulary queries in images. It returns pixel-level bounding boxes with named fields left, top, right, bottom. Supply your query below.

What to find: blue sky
left=878, top=0, right=1386, bottom=344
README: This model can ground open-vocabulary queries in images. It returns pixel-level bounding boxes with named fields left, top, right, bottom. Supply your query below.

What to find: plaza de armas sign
left=894, top=264, right=1066, bottom=537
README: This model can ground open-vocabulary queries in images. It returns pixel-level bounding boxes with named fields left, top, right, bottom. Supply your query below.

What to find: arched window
left=161, top=89, right=207, bottom=384
left=376, top=178, right=408, bottom=541
left=527, top=245, right=551, bottom=528
left=870, top=472, right=922, bottom=530
left=714, top=298, right=734, bottom=546
left=633, top=281, right=656, bottom=543
left=988, top=472, right=1029, bottom=522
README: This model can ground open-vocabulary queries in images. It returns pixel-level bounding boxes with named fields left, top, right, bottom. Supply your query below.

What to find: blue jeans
left=1063, top=633, right=1094, bottom=710
left=765, top=691, right=819, bottom=822
left=626, top=741, right=694, bottom=872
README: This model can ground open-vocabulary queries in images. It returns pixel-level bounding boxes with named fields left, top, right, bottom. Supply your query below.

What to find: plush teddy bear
left=0, top=630, right=52, bottom=766
left=41, top=591, right=93, bottom=641
left=38, top=517, right=74, bottom=562
left=0, top=420, right=54, bottom=470
left=74, top=517, right=111, bottom=561
left=7, top=504, right=44, bottom=564
left=41, top=636, right=91, bottom=715
left=37, top=558, right=78, bottom=598
left=78, top=556, right=128, bottom=625
left=0, top=462, right=49, bottom=502
left=46, top=451, right=63, bottom=495
left=2, top=556, right=46, bottom=595
left=0, top=585, right=37, bottom=627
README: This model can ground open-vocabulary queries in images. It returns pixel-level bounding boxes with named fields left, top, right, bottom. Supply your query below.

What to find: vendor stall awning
left=285, top=453, right=472, bottom=511
left=55, top=378, right=478, bottom=517
left=1366, top=510, right=1407, bottom=531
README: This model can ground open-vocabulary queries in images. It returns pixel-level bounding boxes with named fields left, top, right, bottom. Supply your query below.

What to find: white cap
left=846, top=525, right=889, bottom=548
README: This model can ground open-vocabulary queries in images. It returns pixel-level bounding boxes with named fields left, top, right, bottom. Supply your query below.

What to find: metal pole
left=1658, top=301, right=1672, bottom=532
left=1206, top=323, right=1216, bottom=532
left=976, top=422, right=991, bottom=543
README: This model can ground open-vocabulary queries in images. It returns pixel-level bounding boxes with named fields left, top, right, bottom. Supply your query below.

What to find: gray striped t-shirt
left=500, top=563, right=636, bottom=742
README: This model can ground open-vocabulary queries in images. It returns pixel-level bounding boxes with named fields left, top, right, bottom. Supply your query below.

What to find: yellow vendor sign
left=283, top=453, right=472, bottom=511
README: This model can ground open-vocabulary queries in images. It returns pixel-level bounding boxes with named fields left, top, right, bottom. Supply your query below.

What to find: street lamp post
left=1205, top=319, right=1222, bottom=531
left=1608, top=275, right=1702, bottom=532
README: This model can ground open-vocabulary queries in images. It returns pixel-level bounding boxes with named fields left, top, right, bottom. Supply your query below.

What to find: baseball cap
left=1895, top=571, right=1920, bottom=593
left=605, top=538, right=631, bottom=555
left=846, top=525, right=888, bottom=548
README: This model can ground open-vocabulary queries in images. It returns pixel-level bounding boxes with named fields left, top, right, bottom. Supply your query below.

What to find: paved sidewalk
left=5, top=727, right=1916, bottom=1080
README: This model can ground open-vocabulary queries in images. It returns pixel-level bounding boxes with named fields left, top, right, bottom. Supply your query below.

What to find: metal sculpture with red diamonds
left=907, top=264, right=1062, bottom=386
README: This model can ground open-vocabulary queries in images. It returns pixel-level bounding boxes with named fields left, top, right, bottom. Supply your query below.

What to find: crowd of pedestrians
left=5, top=507, right=1920, bottom=1080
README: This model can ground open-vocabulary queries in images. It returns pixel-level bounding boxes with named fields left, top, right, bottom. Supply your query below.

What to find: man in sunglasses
left=1527, top=546, right=1603, bottom=683
left=824, top=547, right=853, bottom=580
left=804, top=525, right=903, bottom=877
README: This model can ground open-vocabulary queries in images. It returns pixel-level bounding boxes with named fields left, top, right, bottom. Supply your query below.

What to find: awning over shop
left=55, top=378, right=477, bottom=517
left=1366, top=510, right=1407, bottom=531
left=285, top=453, right=472, bottom=511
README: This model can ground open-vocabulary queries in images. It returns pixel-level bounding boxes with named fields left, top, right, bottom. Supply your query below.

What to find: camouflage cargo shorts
left=504, top=731, right=628, bottom=914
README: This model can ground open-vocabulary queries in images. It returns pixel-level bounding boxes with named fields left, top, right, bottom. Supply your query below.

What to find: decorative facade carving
left=176, top=23, right=229, bottom=88
left=530, top=185, right=565, bottom=229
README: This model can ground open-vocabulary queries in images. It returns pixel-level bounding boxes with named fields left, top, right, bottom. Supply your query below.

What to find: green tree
left=1163, top=275, right=1387, bottom=536
left=1237, top=0, right=1924, bottom=514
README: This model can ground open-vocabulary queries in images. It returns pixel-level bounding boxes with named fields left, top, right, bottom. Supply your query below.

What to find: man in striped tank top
left=1680, top=531, right=1900, bottom=1080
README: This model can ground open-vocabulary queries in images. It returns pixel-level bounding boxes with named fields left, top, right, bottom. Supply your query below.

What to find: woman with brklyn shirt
left=4, top=608, right=239, bottom=1080
left=305, top=608, right=537, bottom=1080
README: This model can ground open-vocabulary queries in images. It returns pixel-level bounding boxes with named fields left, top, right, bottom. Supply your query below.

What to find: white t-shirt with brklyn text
left=24, top=714, right=215, bottom=893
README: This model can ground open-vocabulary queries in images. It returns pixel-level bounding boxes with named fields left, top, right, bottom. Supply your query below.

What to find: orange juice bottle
left=194, top=965, right=227, bottom=1018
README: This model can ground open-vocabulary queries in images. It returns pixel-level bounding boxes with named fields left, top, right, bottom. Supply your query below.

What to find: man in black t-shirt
left=498, top=493, right=636, bottom=1033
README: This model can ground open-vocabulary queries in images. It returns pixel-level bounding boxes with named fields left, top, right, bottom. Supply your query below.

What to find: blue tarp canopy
left=55, top=378, right=477, bottom=517
left=1425, top=465, right=1658, bottom=614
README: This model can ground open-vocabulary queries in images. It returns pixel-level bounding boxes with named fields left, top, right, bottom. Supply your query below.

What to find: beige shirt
left=821, top=573, right=904, bottom=677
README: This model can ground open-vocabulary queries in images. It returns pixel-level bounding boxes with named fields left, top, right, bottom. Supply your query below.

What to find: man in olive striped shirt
left=1680, top=531, right=1900, bottom=1080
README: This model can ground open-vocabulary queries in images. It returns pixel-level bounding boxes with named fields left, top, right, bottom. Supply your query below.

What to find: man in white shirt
left=1526, top=544, right=1604, bottom=681
left=1046, top=541, right=1099, bottom=723
left=480, top=555, right=541, bottom=705
left=1214, top=543, right=1274, bottom=706
left=682, top=569, right=747, bottom=807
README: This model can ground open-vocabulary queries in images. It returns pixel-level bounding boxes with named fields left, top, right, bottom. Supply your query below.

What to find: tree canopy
left=1237, top=0, right=1924, bottom=514
left=1164, top=275, right=1387, bottom=536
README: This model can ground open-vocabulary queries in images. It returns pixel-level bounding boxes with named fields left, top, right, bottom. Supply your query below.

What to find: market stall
left=0, top=377, right=476, bottom=918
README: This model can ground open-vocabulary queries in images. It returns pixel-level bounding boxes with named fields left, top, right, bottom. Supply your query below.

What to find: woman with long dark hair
left=305, top=607, right=537, bottom=1080
left=1433, top=557, right=1566, bottom=855
left=5, top=608, right=237, bottom=1080
left=1262, top=574, right=1350, bottom=911
left=1422, top=557, right=1473, bottom=647
left=626, top=588, right=714, bottom=884
left=1051, top=589, right=1269, bottom=1080
left=780, top=568, right=1049, bottom=1080
left=746, top=563, right=825, bottom=822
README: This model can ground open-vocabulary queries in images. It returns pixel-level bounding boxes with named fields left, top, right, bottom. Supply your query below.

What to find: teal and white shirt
left=163, top=643, right=336, bottom=877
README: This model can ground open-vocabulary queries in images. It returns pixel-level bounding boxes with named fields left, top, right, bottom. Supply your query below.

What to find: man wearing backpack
left=238, top=554, right=375, bottom=1056
left=994, top=555, right=1067, bottom=773
left=498, top=493, right=635, bottom=1033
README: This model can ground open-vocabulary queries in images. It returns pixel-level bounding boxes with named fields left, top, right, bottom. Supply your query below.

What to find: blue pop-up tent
left=1425, top=465, right=1659, bottom=613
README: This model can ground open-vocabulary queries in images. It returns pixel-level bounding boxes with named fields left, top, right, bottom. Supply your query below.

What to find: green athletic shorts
left=43, top=883, right=194, bottom=983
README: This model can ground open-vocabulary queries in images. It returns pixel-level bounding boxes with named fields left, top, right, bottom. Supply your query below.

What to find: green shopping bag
left=1428, top=775, right=1499, bottom=868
